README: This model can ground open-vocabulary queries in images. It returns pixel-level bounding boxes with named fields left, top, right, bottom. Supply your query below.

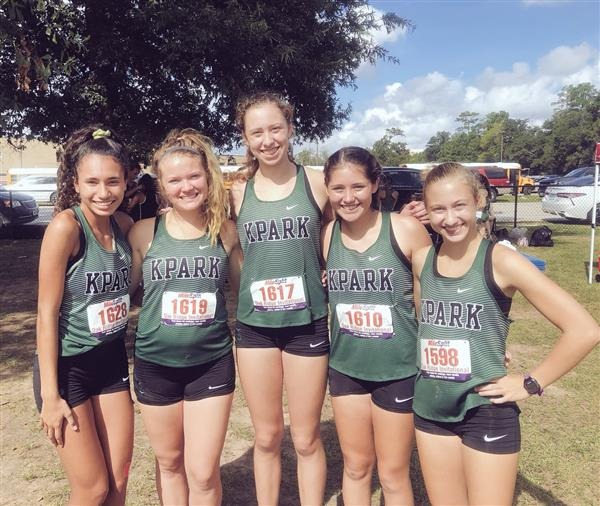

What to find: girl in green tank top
left=231, top=92, right=331, bottom=505
left=412, top=162, right=599, bottom=506
left=322, top=147, right=431, bottom=505
left=128, top=129, right=242, bottom=505
left=35, top=126, right=134, bottom=504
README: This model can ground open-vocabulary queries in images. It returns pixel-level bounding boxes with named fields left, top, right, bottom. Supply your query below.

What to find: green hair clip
left=92, top=128, right=111, bottom=140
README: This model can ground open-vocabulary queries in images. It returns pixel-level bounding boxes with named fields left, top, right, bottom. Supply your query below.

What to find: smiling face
left=425, top=175, right=479, bottom=243
left=242, top=102, right=293, bottom=168
left=326, top=162, right=379, bottom=223
left=74, top=153, right=126, bottom=217
left=158, top=153, right=208, bottom=212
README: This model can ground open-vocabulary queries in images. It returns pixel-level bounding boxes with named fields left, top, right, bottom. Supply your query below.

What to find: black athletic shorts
left=234, top=317, right=330, bottom=356
left=33, top=337, right=130, bottom=412
left=414, top=403, right=521, bottom=454
left=328, top=367, right=415, bottom=413
left=134, top=350, right=235, bottom=406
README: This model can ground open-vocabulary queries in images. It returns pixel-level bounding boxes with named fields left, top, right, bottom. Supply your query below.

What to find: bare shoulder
left=390, top=212, right=421, bottom=232
left=303, top=166, right=328, bottom=208
left=128, top=217, right=155, bottom=248
left=491, top=241, right=540, bottom=290
left=390, top=212, right=432, bottom=257
left=219, top=219, right=240, bottom=253
left=41, top=209, right=81, bottom=258
left=114, top=210, right=134, bottom=235
left=46, top=209, right=80, bottom=240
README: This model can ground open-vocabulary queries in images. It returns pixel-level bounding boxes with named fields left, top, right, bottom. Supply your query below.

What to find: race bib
left=420, top=338, right=471, bottom=381
left=250, top=276, right=307, bottom=312
left=336, top=303, right=393, bottom=339
left=161, top=291, right=217, bottom=326
left=87, top=294, right=130, bottom=339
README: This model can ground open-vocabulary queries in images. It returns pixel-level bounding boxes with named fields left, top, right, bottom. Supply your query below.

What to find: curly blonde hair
left=151, top=128, right=228, bottom=245
left=234, top=91, right=295, bottom=181
left=55, top=125, right=130, bottom=214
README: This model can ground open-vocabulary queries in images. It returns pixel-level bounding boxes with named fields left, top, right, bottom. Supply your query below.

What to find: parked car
left=538, top=166, right=595, bottom=196
left=0, top=185, right=39, bottom=227
left=469, top=166, right=513, bottom=201
left=541, top=173, right=599, bottom=222
left=7, top=175, right=58, bottom=204
left=380, top=167, right=423, bottom=211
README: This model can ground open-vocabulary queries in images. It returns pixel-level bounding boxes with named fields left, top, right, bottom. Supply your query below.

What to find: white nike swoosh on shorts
left=309, top=341, right=326, bottom=348
left=208, top=383, right=228, bottom=390
left=394, top=396, right=414, bottom=403
left=483, top=434, right=508, bottom=442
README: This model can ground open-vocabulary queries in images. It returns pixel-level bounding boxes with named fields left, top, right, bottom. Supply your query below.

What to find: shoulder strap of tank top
left=67, top=206, right=86, bottom=269
left=298, top=165, right=322, bottom=216
left=386, top=212, right=411, bottom=270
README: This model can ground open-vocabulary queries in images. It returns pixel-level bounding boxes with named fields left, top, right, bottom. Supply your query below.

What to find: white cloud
left=360, top=5, right=408, bottom=45
left=321, top=43, right=599, bottom=152
left=537, top=43, right=594, bottom=75
left=355, top=6, right=409, bottom=78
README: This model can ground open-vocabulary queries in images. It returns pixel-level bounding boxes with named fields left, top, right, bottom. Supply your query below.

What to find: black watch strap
left=524, top=375, right=543, bottom=396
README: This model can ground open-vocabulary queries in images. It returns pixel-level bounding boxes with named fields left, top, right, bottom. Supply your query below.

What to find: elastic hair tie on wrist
left=92, top=128, right=111, bottom=140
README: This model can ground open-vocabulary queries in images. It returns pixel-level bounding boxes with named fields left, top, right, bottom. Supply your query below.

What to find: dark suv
left=380, top=167, right=423, bottom=212
left=0, top=186, right=39, bottom=227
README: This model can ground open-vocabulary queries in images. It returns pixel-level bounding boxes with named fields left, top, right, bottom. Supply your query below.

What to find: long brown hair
left=55, top=125, right=130, bottom=214
left=151, top=128, right=228, bottom=245
left=234, top=92, right=295, bottom=180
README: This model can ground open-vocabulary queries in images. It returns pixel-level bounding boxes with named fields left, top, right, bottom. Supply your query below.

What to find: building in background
left=0, top=139, right=59, bottom=184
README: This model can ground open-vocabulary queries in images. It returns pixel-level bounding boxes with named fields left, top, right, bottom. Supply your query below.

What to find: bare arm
left=320, top=221, right=335, bottom=264
left=390, top=214, right=432, bottom=315
left=220, top=219, right=243, bottom=296
left=127, top=218, right=154, bottom=303
left=477, top=245, right=600, bottom=402
left=114, top=210, right=134, bottom=236
left=36, top=211, right=80, bottom=446
left=304, top=166, right=334, bottom=223
left=229, top=179, right=246, bottom=221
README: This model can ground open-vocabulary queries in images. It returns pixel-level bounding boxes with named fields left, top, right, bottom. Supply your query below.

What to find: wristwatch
left=523, top=375, right=544, bottom=396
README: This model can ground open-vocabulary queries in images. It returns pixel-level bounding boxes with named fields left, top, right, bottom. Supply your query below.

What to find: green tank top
left=59, top=206, right=132, bottom=357
left=413, top=239, right=513, bottom=422
left=236, top=165, right=327, bottom=327
left=327, top=212, right=418, bottom=381
left=135, top=216, right=232, bottom=367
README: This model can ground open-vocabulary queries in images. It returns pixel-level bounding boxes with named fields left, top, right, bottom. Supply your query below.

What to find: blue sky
left=315, top=0, right=600, bottom=153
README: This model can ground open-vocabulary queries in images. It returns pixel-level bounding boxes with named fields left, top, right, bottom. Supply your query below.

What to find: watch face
left=524, top=376, right=540, bottom=394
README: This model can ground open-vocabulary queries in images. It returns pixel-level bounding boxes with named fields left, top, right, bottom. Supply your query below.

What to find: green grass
left=507, top=226, right=599, bottom=506
left=496, top=193, right=541, bottom=203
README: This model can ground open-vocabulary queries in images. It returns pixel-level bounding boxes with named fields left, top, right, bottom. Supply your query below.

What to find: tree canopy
left=420, top=83, right=600, bottom=174
left=370, top=127, right=410, bottom=166
left=0, top=0, right=411, bottom=158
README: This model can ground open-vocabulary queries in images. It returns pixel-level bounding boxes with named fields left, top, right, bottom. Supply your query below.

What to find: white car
left=7, top=175, right=58, bottom=204
left=542, top=174, right=599, bottom=222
